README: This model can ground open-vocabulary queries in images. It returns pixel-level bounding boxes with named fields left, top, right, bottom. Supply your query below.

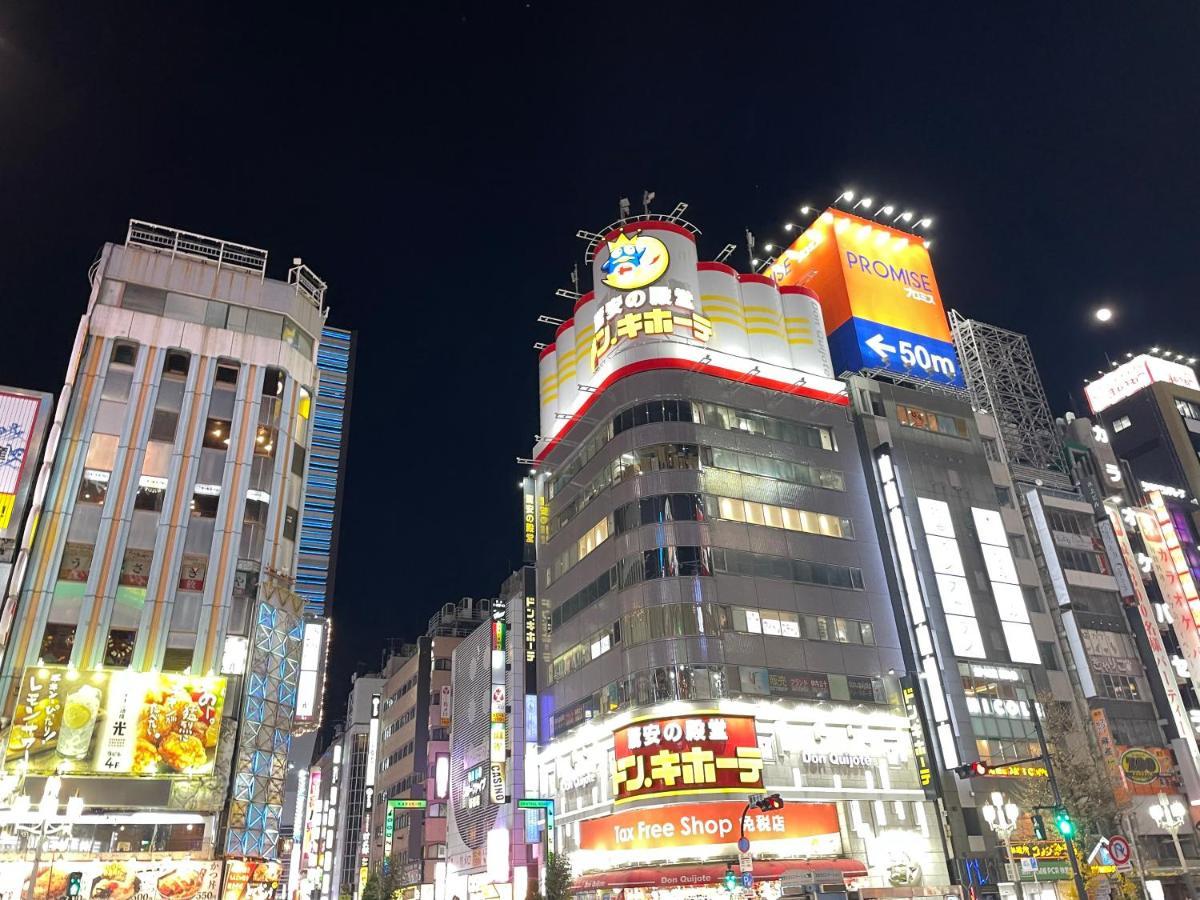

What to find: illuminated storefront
left=540, top=698, right=946, bottom=896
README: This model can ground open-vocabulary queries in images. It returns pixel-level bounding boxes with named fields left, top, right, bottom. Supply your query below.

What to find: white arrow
left=865, top=334, right=896, bottom=358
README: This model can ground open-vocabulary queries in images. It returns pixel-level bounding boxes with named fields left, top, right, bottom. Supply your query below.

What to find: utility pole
left=1029, top=702, right=1089, bottom=899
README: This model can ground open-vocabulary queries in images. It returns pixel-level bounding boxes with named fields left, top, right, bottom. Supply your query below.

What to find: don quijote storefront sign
left=611, top=713, right=764, bottom=803
left=580, top=800, right=842, bottom=856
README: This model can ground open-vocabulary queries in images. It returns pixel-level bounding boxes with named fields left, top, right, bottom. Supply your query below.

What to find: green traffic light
left=1054, top=807, right=1075, bottom=838
left=723, top=866, right=737, bottom=891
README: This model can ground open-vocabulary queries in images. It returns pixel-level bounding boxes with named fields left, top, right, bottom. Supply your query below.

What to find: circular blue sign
left=737, top=837, right=750, bottom=853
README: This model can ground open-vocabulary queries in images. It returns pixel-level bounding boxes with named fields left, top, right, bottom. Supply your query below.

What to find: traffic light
left=1031, top=814, right=1046, bottom=841
left=754, top=793, right=784, bottom=811
left=1053, top=806, right=1075, bottom=839
left=723, top=864, right=737, bottom=891
left=67, top=872, right=83, bottom=898
left=951, top=761, right=990, bottom=778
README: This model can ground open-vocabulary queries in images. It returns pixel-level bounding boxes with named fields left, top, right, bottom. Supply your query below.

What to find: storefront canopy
left=574, top=858, right=868, bottom=891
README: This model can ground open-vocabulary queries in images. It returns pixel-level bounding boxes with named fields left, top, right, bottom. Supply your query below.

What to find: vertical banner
left=521, top=477, right=536, bottom=564
left=491, top=609, right=508, bottom=804
left=1136, top=498, right=1200, bottom=701
left=1106, top=507, right=1200, bottom=773
left=899, top=675, right=937, bottom=798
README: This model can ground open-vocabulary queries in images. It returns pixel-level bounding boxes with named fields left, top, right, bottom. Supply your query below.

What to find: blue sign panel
left=827, top=316, right=966, bottom=389
left=740, top=872, right=754, bottom=888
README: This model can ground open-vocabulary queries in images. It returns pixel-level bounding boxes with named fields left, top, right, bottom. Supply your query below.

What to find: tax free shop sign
left=771, top=210, right=966, bottom=389
left=579, top=800, right=841, bottom=855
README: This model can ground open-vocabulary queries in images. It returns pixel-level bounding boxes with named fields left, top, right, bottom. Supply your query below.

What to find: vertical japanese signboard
left=1137, top=493, right=1200, bottom=702
left=1106, top=507, right=1200, bottom=772
left=899, top=675, right=936, bottom=798
left=490, top=615, right=507, bottom=804
left=610, top=713, right=763, bottom=804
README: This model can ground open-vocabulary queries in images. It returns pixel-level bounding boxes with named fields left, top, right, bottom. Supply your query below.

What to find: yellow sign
left=6, top=666, right=227, bottom=777
left=989, top=763, right=1049, bottom=778
left=600, top=231, right=670, bottom=290
left=1120, top=747, right=1161, bottom=784
left=0, top=493, right=14, bottom=529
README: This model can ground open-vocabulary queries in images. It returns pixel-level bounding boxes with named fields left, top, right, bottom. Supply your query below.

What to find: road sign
left=738, top=852, right=753, bottom=873
left=740, top=872, right=753, bottom=888
left=389, top=799, right=427, bottom=810
left=737, top=837, right=750, bottom=853
left=517, top=798, right=555, bottom=810
left=1108, top=834, right=1131, bottom=867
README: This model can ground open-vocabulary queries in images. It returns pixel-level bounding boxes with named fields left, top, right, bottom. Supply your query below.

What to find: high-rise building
left=523, top=212, right=952, bottom=898
left=848, top=375, right=1084, bottom=891
left=0, top=220, right=325, bottom=881
left=1083, top=352, right=1200, bottom=502
left=284, top=324, right=354, bottom=869
left=955, top=316, right=1200, bottom=896
left=301, top=673, right=385, bottom=900
left=445, top=571, right=539, bottom=900
left=370, top=597, right=490, bottom=888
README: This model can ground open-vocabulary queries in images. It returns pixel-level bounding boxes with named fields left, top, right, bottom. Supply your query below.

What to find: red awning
left=573, top=858, right=868, bottom=891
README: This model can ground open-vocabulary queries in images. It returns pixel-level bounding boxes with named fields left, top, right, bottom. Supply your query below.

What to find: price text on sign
left=611, top=713, right=763, bottom=803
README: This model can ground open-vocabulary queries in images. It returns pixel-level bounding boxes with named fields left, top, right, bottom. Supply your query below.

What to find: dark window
left=263, top=368, right=284, bottom=398
left=434, top=658, right=451, bottom=671
left=203, top=418, right=233, bottom=450
left=104, top=629, right=137, bottom=667
left=215, top=364, right=239, bottom=385
left=134, top=484, right=166, bottom=512
left=111, top=342, right=137, bottom=366
left=164, top=351, right=190, bottom=376
left=995, top=486, right=1013, bottom=508
left=77, top=473, right=109, bottom=505
left=149, top=410, right=179, bottom=443
left=283, top=507, right=299, bottom=541
left=39, top=623, right=77, bottom=664
left=191, top=491, right=220, bottom=518
left=1037, top=640, right=1060, bottom=670
left=162, top=646, right=193, bottom=672
left=291, top=443, right=306, bottom=476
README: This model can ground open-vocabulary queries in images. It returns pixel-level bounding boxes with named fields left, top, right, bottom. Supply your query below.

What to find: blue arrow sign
left=828, top=317, right=966, bottom=389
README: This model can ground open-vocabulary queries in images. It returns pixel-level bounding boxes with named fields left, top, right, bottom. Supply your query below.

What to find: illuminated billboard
left=771, top=210, right=965, bottom=388
left=611, top=713, right=763, bottom=803
left=7, top=858, right=223, bottom=900
left=5, top=667, right=226, bottom=776
left=1084, top=353, right=1200, bottom=414
left=579, top=800, right=839, bottom=855
left=222, top=859, right=282, bottom=900
left=535, top=220, right=847, bottom=461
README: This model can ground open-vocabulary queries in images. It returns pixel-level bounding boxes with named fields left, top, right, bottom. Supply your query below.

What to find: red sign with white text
left=580, top=800, right=840, bottom=853
left=611, top=713, right=763, bottom=803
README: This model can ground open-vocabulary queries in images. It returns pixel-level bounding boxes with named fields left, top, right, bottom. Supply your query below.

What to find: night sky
left=3, top=3, right=1199, bottom=717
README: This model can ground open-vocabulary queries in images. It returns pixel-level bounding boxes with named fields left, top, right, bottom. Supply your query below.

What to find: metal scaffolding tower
left=949, top=311, right=1072, bottom=487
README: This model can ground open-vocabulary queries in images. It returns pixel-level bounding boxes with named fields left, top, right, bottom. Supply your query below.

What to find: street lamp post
left=981, top=791, right=1024, bottom=900
left=1148, top=792, right=1196, bottom=897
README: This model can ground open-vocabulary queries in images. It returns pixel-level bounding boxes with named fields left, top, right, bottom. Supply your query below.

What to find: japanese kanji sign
left=611, top=713, right=763, bottom=803
left=5, top=667, right=226, bottom=777
left=591, top=286, right=713, bottom=370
